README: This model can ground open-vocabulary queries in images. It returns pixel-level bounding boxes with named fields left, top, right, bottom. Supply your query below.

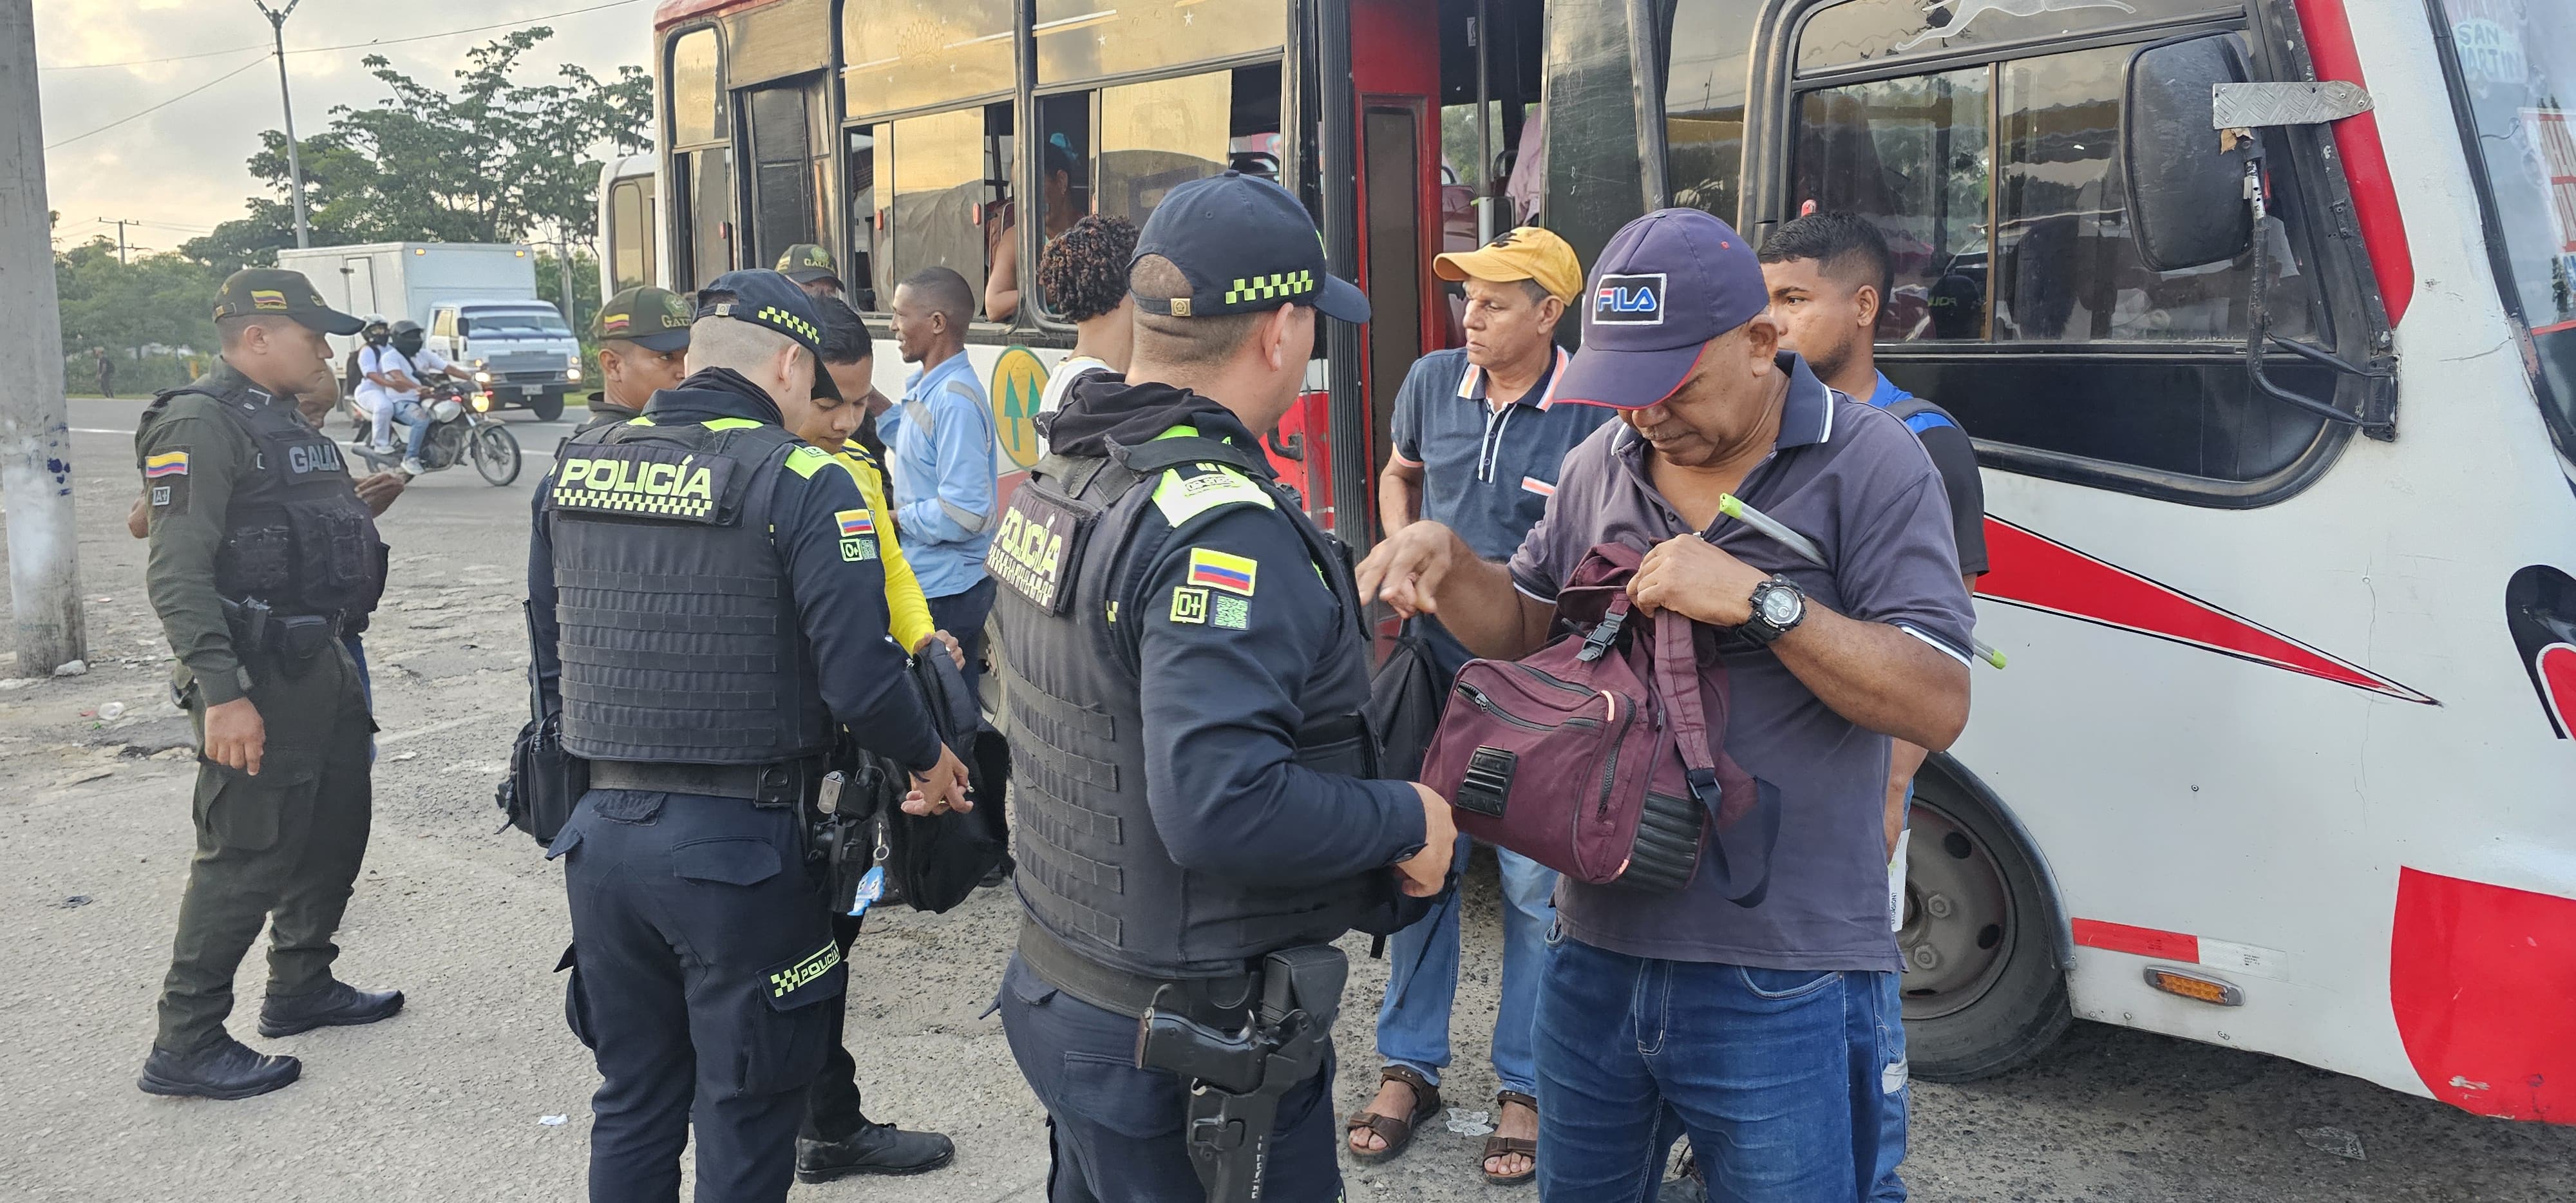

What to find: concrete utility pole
left=102, top=217, right=135, bottom=264
left=252, top=0, right=312, bottom=249
left=554, top=230, right=580, bottom=334
left=0, top=0, right=91, bottom=675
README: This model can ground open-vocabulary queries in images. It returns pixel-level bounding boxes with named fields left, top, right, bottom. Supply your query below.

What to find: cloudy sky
left=33, top=0, right=658, bottom=254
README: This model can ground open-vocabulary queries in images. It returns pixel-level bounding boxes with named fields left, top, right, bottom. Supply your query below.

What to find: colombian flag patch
left=1186, top=548, right=1257, bottom=596
left=144, top=450, right=190, bottom=478
left=835, top=507, right=875, bottom=537
left=250, top=289, right=289, bottom=311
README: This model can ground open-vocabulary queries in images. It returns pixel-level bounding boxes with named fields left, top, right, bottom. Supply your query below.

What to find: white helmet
left=429, top=399, right=464, bottom=423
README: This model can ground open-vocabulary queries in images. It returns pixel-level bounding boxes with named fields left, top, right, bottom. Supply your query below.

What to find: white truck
left=276, top=242, right=585, bottom=420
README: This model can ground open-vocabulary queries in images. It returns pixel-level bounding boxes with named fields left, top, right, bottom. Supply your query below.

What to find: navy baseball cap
left=1555, top=208, right=1769, bottom=408
left=696, top=269, right=839, bottom=399
left=1132, top=171, right=1370, bottom=323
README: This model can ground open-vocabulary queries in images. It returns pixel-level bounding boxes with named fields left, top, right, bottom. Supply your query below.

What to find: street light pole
left=0, top=0, right=91, bottom=675
left=253, top=0, right=311, bottom=249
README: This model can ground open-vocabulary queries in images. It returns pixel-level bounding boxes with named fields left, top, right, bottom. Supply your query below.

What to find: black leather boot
left=138, top=1034, right=301, bottom=1100
left=258, top=981, right=406, bottom=1037
left=795, top=1122, right=957, bottom=1183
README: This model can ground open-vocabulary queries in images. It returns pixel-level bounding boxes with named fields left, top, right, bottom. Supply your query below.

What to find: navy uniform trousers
left=549, top=788, right=848, bottom=1203
left=998, top=954, right=1345, bottom=1203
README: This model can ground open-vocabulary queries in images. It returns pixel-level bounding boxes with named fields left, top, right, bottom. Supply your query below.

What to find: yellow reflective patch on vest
left=702, top=417, right=763, bottom=431
left=783, top=444, right=833, bottom=478
left=1151, top=463, right=1274, bottom=526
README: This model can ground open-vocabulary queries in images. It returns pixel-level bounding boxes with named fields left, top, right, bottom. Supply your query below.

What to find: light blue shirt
left=891, top=352, right=997, bottom=598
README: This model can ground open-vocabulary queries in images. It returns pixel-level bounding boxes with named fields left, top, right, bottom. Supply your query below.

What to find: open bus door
left=1283, top=0, right=1533, bottom=552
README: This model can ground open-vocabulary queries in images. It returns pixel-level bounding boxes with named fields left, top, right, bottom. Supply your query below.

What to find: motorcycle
left=345, top=378, right=523, bottom=486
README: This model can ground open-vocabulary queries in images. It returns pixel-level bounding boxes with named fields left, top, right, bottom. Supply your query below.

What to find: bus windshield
left=2438, top=0, right=2576, bottom=451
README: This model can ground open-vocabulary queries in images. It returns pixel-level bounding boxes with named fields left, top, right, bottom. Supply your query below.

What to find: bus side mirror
left=2122, top=35, right=2255, bottom=272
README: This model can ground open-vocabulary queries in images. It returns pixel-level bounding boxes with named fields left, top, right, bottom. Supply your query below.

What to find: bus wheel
left=1900, top=772, right=2071, bottom=1082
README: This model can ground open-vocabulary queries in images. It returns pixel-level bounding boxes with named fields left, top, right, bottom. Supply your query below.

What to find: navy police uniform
left=526, top=272, right=940, bottom=1203
left=989, top=173, right=1430, bottom=1202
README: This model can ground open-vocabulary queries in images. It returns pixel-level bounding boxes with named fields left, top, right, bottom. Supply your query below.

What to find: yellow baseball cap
left=1434, top=226, right=1583, bottom=305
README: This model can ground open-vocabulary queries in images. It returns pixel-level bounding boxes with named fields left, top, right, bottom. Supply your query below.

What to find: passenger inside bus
left=983, top=137, right=1086, bottom=323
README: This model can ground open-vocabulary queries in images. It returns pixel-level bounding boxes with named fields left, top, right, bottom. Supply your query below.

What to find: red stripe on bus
left=2072, top=919, right=2200, bottom=961
left=2536, top=643, right=2576, bottom=738
left=2390, top=867, right=2576, bottom=1122
left=1976, top=516, right=2436, bottom=704
left=2290, top=0, right=2413, bottom=325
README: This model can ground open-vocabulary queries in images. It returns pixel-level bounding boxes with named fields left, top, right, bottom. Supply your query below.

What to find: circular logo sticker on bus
left=990, top=346, right=1048, bottom=469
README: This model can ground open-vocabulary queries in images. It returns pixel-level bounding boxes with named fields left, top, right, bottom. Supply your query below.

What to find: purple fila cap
left=1555, top=208, right=1770, bottom=409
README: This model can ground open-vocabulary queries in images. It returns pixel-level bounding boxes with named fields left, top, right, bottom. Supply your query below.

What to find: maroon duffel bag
left=1418, top=542, right=1779, bottom=901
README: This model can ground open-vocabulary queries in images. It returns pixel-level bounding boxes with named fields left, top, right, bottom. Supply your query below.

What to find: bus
left=625, top=0, right=2576, bottom=1124
left=630, top=0, right=1521, bottom=527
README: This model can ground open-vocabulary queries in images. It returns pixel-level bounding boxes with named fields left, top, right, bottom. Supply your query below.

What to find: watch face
left=1758, top=586, right=1802, bottom=626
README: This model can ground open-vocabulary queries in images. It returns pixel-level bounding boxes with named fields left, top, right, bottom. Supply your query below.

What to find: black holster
left=1133, top=944, right=1349, bottom=1203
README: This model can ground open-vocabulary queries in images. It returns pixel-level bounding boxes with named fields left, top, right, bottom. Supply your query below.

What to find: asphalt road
left=1, top=400, right=2570, bottom=1201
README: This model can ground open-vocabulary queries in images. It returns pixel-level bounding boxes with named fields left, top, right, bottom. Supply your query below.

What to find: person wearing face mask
left=131, top=269, right=402, bottom=1102
left=359, top=319, right=471, bottom=475
left=526, top=270, right=974, bottom=1203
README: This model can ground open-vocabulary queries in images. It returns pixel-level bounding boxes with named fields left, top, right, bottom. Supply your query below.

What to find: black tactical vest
left=992, top=430, right=1394, bottom=980
left=544, top=417, right=829, bottom=766
left=149, top=380, right=386, bottom=620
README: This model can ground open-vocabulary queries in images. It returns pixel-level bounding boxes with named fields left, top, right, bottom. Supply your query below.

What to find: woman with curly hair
left=1035, top=213, right=1138, bottom=412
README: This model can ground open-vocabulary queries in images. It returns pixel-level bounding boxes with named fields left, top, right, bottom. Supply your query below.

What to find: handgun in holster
left=1133, top=943, right=1349, bottom=1203
left=806, top=767, right=888, bottom=916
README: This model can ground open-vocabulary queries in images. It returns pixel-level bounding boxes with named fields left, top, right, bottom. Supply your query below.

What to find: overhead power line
left=43, top=54, right=269, bottom=151
left=39, top=0, right=649, bottom=71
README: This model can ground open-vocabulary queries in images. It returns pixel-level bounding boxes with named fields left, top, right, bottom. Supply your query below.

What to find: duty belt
left=588, top=758, right=820, bottom=806
left=1017, top=920, right=1262, bottom=1031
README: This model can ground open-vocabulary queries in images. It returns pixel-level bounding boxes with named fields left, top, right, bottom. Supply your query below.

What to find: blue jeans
left=1870, top=969, right=1908, bottom=1201
left=1535, top=931, right=1897, bottom=1201
left=1373, top=837, right=1557, bottom=1096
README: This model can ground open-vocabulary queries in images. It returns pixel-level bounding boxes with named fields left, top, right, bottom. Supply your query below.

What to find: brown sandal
left=1345, top=1064, right=1441, bottom=1164
left=1482, top=1089, right=1539, bottom=1186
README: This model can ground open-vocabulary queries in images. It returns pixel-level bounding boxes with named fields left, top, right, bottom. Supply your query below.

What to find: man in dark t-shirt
left=1762, top=211, right=1989, bottom=1203
left=1358, top=208, right=1975, bottom=1199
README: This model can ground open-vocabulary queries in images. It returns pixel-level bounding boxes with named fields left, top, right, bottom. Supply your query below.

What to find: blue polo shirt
left=1389, top=346, right=1613, bottom=560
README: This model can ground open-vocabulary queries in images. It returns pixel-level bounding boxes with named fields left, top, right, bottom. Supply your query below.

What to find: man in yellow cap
left=1346, top=225, right=1608, bottom=1186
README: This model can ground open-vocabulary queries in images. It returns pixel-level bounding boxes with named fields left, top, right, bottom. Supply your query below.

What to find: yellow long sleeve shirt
left=838, top=446, right=936, bottom=652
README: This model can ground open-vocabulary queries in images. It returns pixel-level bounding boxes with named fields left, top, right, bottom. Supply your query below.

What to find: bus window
left=1789, top=44, right=2319, bottom=346
left=1098, top=73, right=1235, bottom=226
left=685, top=147, right=734, bottom=288
left=1792, top=69, right=1991, bottom=340
left=1782, top=14, right=2341, bottom=483
left=2434, top=0, right=2576, bottom=455
left=671, top=29, right=726, bottom=148
left=746, top=84, right=818, bottom=270
left=887, top=105, right=1013, bottom=317
left=841, top=0, right=1013, bottom=118
left=609, top=177, right=656, bottom=292
left=1034, top=0, right=1287, bottom=86
left=846, top=125, right=884, bottom=310
left=1661, top=0, right=1761, bottom=228
left=1795, top=0, right=2216, bottom=75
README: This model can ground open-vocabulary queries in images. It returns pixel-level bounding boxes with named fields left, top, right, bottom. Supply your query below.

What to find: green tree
left=53, top=236, right=224, bottom=393
left=184, top=28, right=651, bottom=269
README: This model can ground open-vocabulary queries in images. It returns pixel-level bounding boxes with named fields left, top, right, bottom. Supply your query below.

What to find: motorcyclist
left=359, top=319, right=471, bottom=475
left=346, top=316, right=390, bottom=401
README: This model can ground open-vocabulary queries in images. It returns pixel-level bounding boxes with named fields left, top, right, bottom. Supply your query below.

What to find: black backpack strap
left=1108, top=435, right=1268, bottom=478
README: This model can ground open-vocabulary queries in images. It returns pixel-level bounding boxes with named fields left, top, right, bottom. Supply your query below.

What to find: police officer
left=990, top=173, right=1457, bottom=1202
left=576, top=285, right=692, bottom=435
left=135, top=268, right=400, bottom=1101
left=777, top=243, right=847, bottom=302
left=527, top=269, right=972, bottom=1203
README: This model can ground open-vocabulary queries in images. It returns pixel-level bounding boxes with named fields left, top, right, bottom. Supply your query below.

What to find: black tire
left=1900, top=767, right=2072, bottom=1082
left=470, top=424, right=522, bottom=486
left=527, top=392, right=566, bottom=422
